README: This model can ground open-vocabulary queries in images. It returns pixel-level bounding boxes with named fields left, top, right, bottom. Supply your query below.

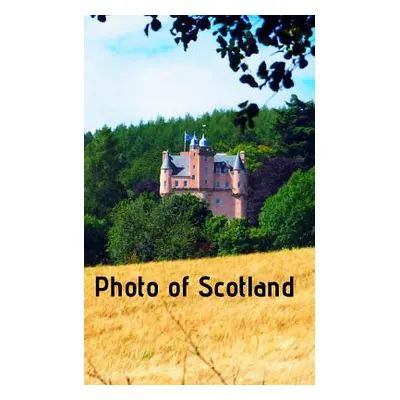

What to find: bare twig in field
left=182, top=349, right=188, bottom=385
left=163, top=300, right=228, bottom=385
left=232, top=367, right=240, bottom=384
left=126, top=376, right=132, bottom=385
left=86, top=356, right=111, bottom=385
left=262, top=369, right=266, bottom=385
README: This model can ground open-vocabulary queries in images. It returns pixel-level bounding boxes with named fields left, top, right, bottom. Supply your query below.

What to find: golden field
left=84, top=248, right=314, bottom=385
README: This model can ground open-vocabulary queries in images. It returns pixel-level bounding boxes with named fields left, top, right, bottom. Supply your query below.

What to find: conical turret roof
left=161, top=151, right=173, bottom=169
left=190, top=133, right=199, bottom=147
left=233, top=153, right=245, bottom=170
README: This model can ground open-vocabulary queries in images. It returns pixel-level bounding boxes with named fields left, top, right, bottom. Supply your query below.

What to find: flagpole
left=184, top=132, right=186, bottom=152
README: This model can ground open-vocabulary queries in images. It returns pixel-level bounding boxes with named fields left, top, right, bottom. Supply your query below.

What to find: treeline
left=84, top=95, right=315, bottom=266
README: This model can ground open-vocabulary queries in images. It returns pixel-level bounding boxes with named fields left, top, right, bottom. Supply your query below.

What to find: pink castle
left=159, top=133, right=247, bottom=218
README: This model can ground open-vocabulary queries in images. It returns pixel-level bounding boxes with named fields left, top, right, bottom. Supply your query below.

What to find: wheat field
left=84, top=248, right=314, bottom=385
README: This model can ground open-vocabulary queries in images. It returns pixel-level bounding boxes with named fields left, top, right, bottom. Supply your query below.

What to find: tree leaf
left=151, top=18, right=162, bottom=32
left=246, top=103, right=260, bottom=118
left=239, top=74, right=259, bottom=88
left=257, top=61, right=268, bottom=79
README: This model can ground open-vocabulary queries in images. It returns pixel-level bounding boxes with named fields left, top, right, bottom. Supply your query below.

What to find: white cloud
left=84, top=16, right=315, bottom=132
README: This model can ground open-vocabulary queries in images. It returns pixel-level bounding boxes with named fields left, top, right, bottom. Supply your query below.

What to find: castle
left=159, top=133, right=247, bottom=218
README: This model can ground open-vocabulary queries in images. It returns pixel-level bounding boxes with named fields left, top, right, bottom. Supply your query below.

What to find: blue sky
left=84, top=16, right=315, bottom=133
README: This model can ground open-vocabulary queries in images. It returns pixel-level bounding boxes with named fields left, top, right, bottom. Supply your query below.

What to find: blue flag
left=184, top=132, right=192, bottom=141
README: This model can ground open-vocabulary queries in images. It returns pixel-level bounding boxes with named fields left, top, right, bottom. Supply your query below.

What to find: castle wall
left=207, top=191, right=236, bottom=218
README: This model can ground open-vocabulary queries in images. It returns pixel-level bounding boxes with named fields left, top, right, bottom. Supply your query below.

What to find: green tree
left=217, top=218, right=254, bottom=255
left=84, top=126, right=126, bottom=218
left=107, top=193, right=212, bottom=264
left=160, top=194, right=211, bottom=228
left=84, top=131, right=93, bottom=147
left=107, top=194, right=159, bottom=264
left=272, top=95, right=315, bottom=169
left=259, top=167, right=315, bottom=249
left=151, top=194, right=212, bottom=260
left=204, top=215, right=228, bottom=254
left=228, top=143, right=270, bottom=172
left=84, top=214, right=108, bottom=266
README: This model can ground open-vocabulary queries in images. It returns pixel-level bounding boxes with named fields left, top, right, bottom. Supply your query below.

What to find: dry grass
left=84, top=248, right=314, bottom=385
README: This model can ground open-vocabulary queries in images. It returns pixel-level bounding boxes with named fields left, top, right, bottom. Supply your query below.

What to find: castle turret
left=160, top=151, right=173, bottom=196
left=189, top=133, right=199, bottom=149
left=199, top=134, right=208, bottom=148
left=232, top=153, right=247, bottom=218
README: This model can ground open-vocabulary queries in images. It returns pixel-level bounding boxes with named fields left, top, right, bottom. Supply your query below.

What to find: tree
left=217, top=218, right=254, bottom=255
left=228, top=143, right=270, bottom=172
left=84, top=126, right=126, bottom=218
left=107, top=194, right=159, bottom=264
left=272, top=94, right=315, bottom=169
left=84, top=131, right=93, bottom=147
left=247, top=156, right=302, bottom=225
left=159, top=194, right=212, bottom=228
left=90, top=15, right=315, bottom=130
left=259, top=167, right=315, bottom=249
left=204, top=215, right=228, bottom=254
left=151, top=194, right=212, bottom=260
left=107, top=193, right=212, bottom=264
left=84, top=214, right=108, bottom=266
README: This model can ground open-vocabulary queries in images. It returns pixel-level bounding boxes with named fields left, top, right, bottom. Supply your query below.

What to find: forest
left=84, top=94, right=315, bottom=266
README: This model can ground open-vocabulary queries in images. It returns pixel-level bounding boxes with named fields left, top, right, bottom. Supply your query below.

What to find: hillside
left=84, top=248, right=315, bottom=384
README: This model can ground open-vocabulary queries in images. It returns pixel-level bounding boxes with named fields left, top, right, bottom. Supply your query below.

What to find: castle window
left=225, top=168, right=229, bottom=174
left=193, top=165, right=195, bottom=169
left=238, top=182, right=241, bottom=188
left=216, top=181, right=220, bottom=188
left=192, top=175, right=195, bottom=180
left=205, top=167, right=208, bottom=174
left=184, top=181, right=187, bottom=187
left=175, top=181, right=179, bottom=187
left=205, top=179, right=208, bottom=184
left=164, top=181, right=166, bottom=187
left=216, top=198, right=222, bottom=205
left=216, top=167, right=221, bottom=174
left=225, top=182, right=229, bottom=188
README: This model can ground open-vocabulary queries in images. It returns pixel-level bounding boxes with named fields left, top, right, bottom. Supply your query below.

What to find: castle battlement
left=160, top=133, right=247, bottom=219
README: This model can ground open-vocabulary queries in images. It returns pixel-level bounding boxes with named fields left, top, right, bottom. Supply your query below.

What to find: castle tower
left=188, top=133, right=200, bottom=188
left=198, top=134, right=214, bottom=190
left=160, top=150, right=173, bottom=196
left=232, top=153, right=247, bottom=218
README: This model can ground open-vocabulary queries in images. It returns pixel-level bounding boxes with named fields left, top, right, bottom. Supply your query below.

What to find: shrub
left=258, top=167, right=315, bottom=249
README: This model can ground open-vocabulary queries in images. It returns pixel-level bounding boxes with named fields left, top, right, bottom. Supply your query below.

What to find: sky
left=84, top=15, right=315, bottom=133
